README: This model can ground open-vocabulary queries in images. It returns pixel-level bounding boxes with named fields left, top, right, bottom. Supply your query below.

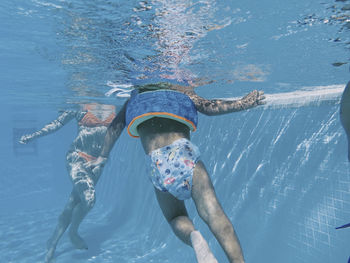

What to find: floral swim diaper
left=147, top=138, right=200, bottom=200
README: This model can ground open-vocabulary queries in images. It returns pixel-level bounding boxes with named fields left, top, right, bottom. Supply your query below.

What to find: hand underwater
left=84, top=156, right=107, bottom=175
left=241, top=90, right=265, bottom=109
left=19, top=134, right=33, bottom=144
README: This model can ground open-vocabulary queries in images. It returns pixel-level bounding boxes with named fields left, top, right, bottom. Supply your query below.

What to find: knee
left=77, top=187, right=96, bottom=211
left=200, top=206, right=234, bottom=234
left=74, top=178, right=96, bottom=210
left=198, top=200, right=225, bottom=225
left=81, top=191, right=96, bottom=211
left=169, top=215, right=192, bottom=229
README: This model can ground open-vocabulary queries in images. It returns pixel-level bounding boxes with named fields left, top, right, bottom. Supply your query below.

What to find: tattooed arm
left=19, top=111, right=76, bottom=144
left=182, top=87, right=265, bottom=116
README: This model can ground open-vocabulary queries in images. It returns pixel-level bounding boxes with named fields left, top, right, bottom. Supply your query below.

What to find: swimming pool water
left=1, top=0, right=349, bottom=262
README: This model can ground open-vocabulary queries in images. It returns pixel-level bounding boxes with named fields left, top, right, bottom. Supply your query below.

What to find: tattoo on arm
left=184, top=89, right=264, bottom=116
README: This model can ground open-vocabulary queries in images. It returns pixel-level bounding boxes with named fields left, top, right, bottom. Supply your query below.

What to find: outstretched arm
left=183, top=88, right=265, bottom=116
left=19, top=110, right=76, bottom=144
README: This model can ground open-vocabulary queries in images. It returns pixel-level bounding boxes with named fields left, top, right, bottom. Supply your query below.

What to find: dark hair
left=135, top=82, right=173, bottom=93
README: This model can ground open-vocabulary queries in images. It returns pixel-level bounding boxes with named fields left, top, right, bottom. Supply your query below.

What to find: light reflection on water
left=2, top=0, right=349, bottom=107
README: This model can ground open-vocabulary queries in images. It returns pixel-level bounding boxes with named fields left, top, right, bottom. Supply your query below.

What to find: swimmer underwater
left=88, top=82, right=265, bottom=263
left=19, top=103, right=118, bottom=263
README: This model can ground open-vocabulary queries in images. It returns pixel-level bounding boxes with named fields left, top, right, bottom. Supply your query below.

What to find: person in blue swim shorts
left=89, top=82, right=265, bottom=263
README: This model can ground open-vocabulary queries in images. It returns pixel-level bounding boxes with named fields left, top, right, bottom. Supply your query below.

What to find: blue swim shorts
left=147, top=138, right=200, bottom=200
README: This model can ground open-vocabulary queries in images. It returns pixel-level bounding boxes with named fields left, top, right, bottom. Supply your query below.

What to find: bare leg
left=69, top=175, right=97, bottom=249
left=45, top=191, right=80, bottom=263
left=69, top=204, right=90, bottom=249
left=192, top=161, right=245, bottom=263
left=154, top=188, right=217, bottom=263
left=154, top=188, right=194, bottom=245
left=190, top=230, right=217, bottom=263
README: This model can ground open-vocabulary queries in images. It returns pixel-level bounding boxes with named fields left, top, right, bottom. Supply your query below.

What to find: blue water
left=1, top=0, right=350, bottom=262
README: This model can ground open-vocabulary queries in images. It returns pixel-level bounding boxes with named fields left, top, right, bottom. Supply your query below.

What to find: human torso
left=70, top=103, right=116, bottom=157
left=138, top=117, right=190, bottom=154
left=125, top=86, right=197, bottom=154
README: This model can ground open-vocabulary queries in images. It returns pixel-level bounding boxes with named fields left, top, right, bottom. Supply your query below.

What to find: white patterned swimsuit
left=147, top=138, right=200, bottom=200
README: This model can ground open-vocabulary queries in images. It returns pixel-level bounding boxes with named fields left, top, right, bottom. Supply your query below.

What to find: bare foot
left=190, top=231, right=218, bottom=263
left=69, top=231, right=88, bottom=250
